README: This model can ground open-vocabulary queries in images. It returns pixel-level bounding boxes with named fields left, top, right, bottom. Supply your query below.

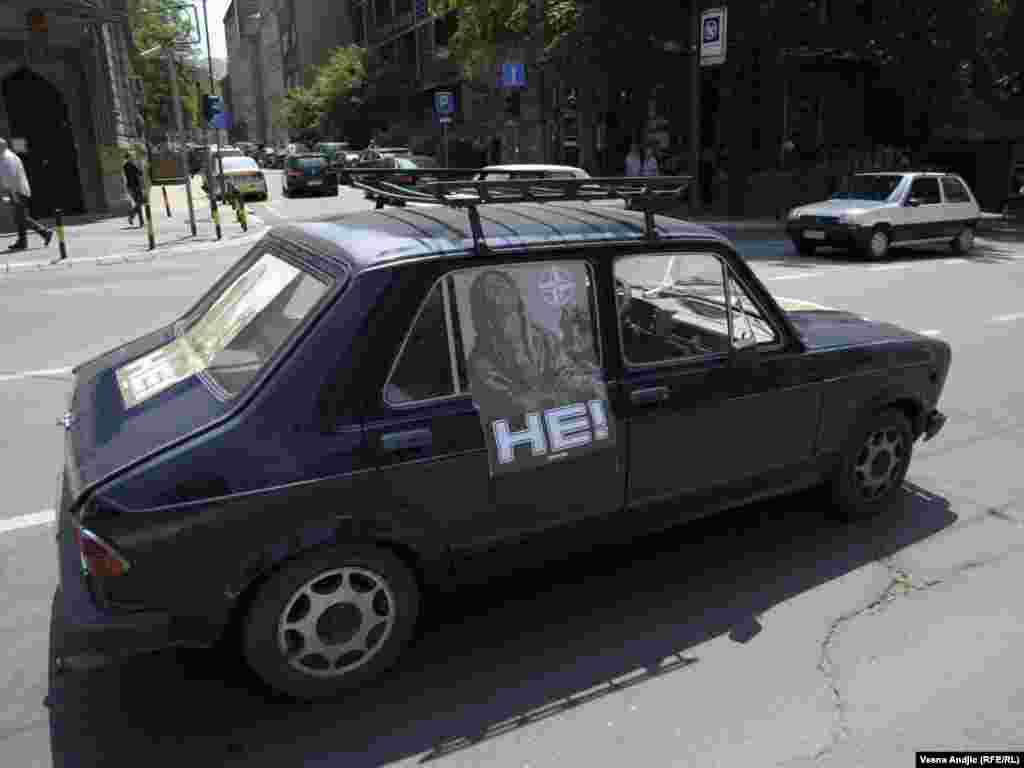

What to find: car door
left=941, top=176, right=978, bottom=237
left=364, top=258, right=625, bottom=555
left=614, top=250, right=822, bottom=512
left=904, top=176, right=944, bottom=241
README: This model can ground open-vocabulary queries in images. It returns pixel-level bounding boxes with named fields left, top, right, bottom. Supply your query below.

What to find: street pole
left=166, top=50, right=197, bottom=236
left=201, top=0, right=225, bottom=236
left=690, top=0, right=701, bottom=211
left=442, top=120, right=448, bottom=166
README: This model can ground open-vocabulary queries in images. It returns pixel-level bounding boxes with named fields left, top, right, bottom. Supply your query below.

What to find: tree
left=127, top=0, right=199, bottom=136
left=312, top=45, right=368, bottom=137
left=274, top=86, right=324, bottom=143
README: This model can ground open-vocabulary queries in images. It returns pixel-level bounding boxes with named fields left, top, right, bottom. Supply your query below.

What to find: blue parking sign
left=434, top=90, right=454, bottom=116
left=501, top=62, right=525, bottom=88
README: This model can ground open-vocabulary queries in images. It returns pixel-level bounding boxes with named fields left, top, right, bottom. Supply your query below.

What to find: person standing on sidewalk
left=123, top=152, right=144, bottom=227
left=0, top=137, right=53, bottom=252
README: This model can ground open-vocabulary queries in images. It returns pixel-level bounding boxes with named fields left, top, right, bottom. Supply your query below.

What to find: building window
left=395, top=0, right=412, bottom=16
left=375, top=0, right=392, bottom=25
left=350, top=1, right=365, bottom=43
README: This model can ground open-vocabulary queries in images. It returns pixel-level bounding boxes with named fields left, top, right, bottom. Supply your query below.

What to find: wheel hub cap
left=278, top=567, right=395, bottom=678
left=871, top=233, right=887, bottom=256
left=853, top=428, right=905, bottom=500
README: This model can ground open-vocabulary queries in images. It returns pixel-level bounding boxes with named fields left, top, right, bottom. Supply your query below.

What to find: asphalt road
left=2, top=183, right=1024, bottom=767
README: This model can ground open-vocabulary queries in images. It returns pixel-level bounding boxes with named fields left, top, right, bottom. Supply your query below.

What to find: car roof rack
left=348, top=169, right=693, bottom=256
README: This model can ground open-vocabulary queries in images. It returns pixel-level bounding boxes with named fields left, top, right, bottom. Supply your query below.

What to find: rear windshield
left=221, top=156, right=259, bottom=172
left=833, top=174, right=904, bottom=202
left=297, top=157, right=327, bottom=169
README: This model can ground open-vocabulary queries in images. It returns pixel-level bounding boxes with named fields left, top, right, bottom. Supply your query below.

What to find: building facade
left=0, top=0, right=145, bottom=231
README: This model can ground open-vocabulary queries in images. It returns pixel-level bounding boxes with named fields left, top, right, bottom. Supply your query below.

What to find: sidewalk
left=0, top=178, right=263, bottom=273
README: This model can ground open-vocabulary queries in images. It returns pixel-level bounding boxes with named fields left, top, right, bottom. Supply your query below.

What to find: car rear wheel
left=950, top=226, right=974, bottom=255
left=865, top=227, right=890, bottom=261
left=243, top=543, right=419, bottom=699
left=829, top=407, right=913, bottom=521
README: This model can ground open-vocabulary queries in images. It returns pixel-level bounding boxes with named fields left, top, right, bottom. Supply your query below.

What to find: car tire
left=243, top=543, right=420, bottom=700
left=864, top=226, right=891, bottom=261
left=828, top=407, right=914, bottom=522
left=950, top=226, right=974, bottom=255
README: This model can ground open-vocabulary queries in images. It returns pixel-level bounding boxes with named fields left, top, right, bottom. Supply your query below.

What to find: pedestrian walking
left=625, top=143, right=644, bottom=177
left=123, top=152, right=144, bottom=227
left=642, top=142, right=660, bottom=176
left=0, top=137, right=54, bottom=252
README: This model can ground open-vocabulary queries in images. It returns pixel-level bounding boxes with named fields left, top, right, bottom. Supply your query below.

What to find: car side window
left=941, top=177, right=971, bottom=203
left=384, top=279, right=459, bottom=405
left=615, top=253, right=732, bottom=365
left=909, top=177, right=941, bottom=204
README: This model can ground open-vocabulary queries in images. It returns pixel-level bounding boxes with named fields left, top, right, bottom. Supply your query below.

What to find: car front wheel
left=829, top=407, right=913, bottom=521
left=865, top=227, right=891, bottom=261
left=243, top=543, right=419, bottom=699
left=950, top=226, right=974, bottom=255
left=794, top=239, right=816, bottom=257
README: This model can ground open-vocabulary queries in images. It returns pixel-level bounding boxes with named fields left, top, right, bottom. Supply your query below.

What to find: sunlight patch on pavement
left=0, top=509, right=55, bottom=534
left=0, top=366, right=73, bottom=383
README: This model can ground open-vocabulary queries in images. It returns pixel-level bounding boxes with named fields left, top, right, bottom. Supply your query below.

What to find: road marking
left=764, top=272, right=820, bottom=281
left=0, top=509, right=56, bottom=535
left=944, top=258, right=969, bottom=265
left=868, top=264, right=911, bottom=271
left=988, top=312, right=1024, bottom=324
left=0, top=365, right=73, bottom=383
left=919, top=330, right=943, bottom=336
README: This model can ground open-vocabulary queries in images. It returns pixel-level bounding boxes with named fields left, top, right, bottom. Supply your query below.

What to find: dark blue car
left=282, top=153, right=339, bottom=197
left=51, top=176, right=950, bottom=699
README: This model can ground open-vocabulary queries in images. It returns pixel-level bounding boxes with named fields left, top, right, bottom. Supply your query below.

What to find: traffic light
left=202, top=95, right=223, bottom=126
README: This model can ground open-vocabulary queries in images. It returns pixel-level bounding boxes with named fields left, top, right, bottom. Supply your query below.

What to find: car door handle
left=381, top=428, right=433, bottom=452
left=630, top=386, right=670, bottom=405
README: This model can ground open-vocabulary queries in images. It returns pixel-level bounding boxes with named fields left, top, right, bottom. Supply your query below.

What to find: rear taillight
left=287, top=170, right=302, bottom=177
left=75, top=525, right=130, bottom=578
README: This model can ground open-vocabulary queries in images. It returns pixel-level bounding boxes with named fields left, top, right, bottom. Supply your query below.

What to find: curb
left=1, top=222, right=266, bottom=275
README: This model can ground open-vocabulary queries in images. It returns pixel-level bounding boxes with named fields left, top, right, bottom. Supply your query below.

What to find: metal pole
left=166, top=50, right=196, bottom=236
left=690, top=0, right=701, bottom=211
left=201, top=0, right=223, bottom=238
left=442, top=121, right=448, bottom=166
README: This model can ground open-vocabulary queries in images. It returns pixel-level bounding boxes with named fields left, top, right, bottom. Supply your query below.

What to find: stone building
left=0, top=1, right=144, bottom=232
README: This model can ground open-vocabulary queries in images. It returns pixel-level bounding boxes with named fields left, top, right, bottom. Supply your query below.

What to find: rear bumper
left=923, top=409, right=947, bottom=441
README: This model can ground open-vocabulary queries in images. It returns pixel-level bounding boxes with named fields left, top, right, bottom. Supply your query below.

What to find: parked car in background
left=282, top=153, right=338, bottom=197
left=287, top=143, right=311, bottom=156
left=50, top=176, right=951, bottom=700
left=786, top=171, right=981, bottom=260
left=220, top=156, right=269, bottom=201
left=314, top=142, right=350, bottom=166
left=473, top=164, right=591, bottom=181
left=358, top=156, right=442, bottom=199
left=357, top=146, right=411, bottom=164
left=201, top=145, right=245, bottom=200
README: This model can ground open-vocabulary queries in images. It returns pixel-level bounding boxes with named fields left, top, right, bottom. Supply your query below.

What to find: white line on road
left=0, top=366, right=73, bottom=383
left=764, top=272, right=820, bottom=281
left=988, top=312, right=1024, bottom=324
left=919, top=330, right=943, bottom=336
left=944, top=258, right=969, bottom=265
left=0, top=509, right=55, bottom=535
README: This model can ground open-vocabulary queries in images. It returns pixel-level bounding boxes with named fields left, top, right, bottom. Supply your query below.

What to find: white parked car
left=473, top=164, right=590, bottom=180
left=786, top=171, right=981, bottom=260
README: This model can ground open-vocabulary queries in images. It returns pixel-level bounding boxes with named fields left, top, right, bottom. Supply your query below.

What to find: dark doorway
left=2, top=68, right=85, bottom=217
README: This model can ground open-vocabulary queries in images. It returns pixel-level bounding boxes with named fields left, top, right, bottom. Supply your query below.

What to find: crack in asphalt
left=805, top=507, right=1023, bottom=766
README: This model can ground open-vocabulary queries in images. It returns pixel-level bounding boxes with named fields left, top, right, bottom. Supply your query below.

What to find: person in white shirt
left=625, top=144, right=644, bottom=176
left=0, top=137, right=53, bottom=252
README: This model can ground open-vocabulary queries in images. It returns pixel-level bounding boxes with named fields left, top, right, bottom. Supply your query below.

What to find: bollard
left=55, top=208, right=68, bottom=261
left=143, top=200, right=155, bottom=250
left=237, top=194, right=248, bottom=232
left=162, top=185, right=172, bottom=218
left=211, top=199, right=222, bottom=239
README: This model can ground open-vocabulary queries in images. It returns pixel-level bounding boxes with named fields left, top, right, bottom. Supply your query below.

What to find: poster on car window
left=452, top=263, right=615, bottom=476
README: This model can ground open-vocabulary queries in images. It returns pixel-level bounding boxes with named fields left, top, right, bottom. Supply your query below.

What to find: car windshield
left=221, top=157, right=259, bottom=172
left=297, top=157, right=327, bottom=169
left=833, top=174, right=904, bottom=201
left=178, top=253, right=331, bottom=398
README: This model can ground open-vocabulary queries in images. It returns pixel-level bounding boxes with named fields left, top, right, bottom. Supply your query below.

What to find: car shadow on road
left=47, top=483, right=956, bottom=768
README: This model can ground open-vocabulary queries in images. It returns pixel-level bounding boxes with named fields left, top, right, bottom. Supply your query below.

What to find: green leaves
left=273, top=45, right=368, bottom=139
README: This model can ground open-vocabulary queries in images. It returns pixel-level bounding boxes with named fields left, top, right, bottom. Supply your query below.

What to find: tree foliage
left=127, top=0, right=199, bottom=135
left=274, top=45, right=367, bottom=141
